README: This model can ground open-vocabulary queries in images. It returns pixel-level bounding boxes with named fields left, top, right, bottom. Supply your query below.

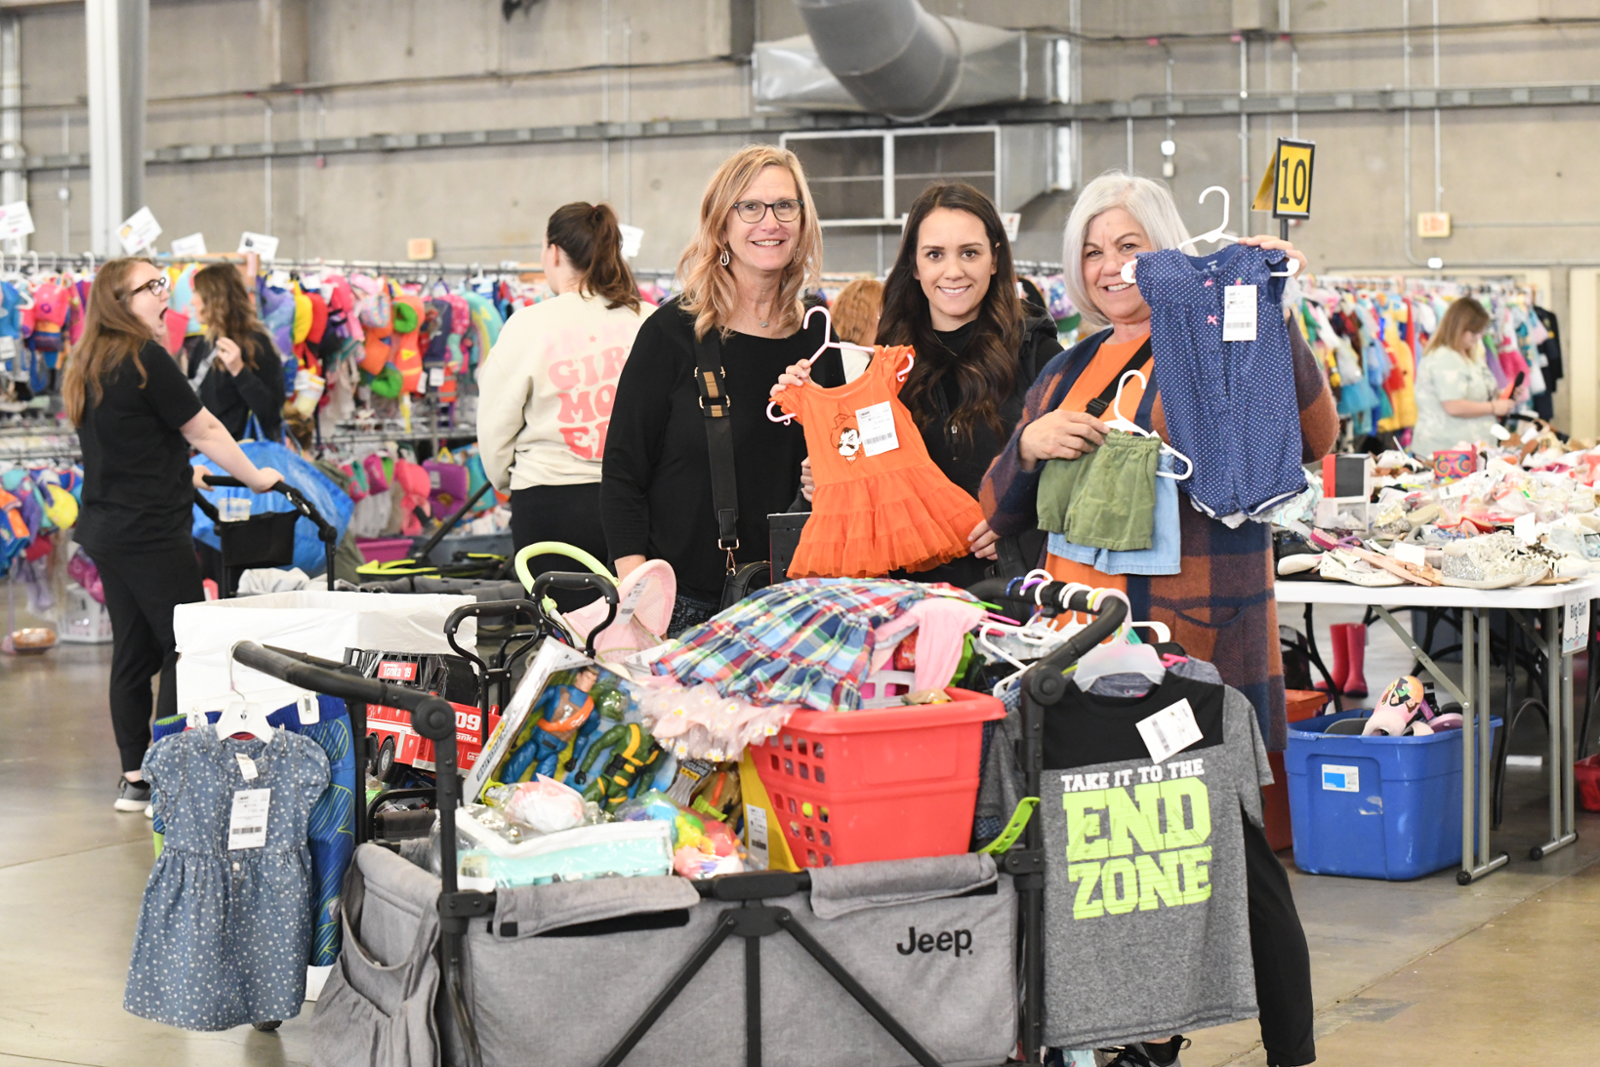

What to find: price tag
left=1136, top=698, right=1204, bottom=764
left=228, top=788, right=271, bottom=850
left=1563, top=595, right=1591, bottom=656
left=1392, top=542, right=1427, bottom=567
left=855, top=401, right=899, bottom=457
left=1223, top=285, right=1257, bottom=342
left=613, top=579, right=648, bottom=628
left=268, top=269, right=291, bottom=289
left=1513, top=512, right=1537, bottom=544
left=1321, top=764, right=1359, bottom=792
left=170, top=232, right=207, bottom=257
left=297, top=692, right=320, bottom=725
left=743, top=803, right=769, bottom=870
left=427, top=366, right=446, bottom=388
left=235, top=753, right=259, bottom=780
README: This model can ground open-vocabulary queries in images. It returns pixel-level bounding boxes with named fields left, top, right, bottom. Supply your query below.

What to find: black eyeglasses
left=129, top=275, right=170, bottom=298
left=731, top=198, right=804, bottom=224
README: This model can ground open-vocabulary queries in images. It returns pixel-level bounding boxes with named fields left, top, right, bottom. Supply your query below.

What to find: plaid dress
left=651, top=578, right=973, bottom=711
left=980, top=318, right=1337, bottom=749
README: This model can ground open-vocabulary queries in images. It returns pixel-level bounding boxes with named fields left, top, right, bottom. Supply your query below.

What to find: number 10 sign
left=1269, top=138, right=1315, bottom=220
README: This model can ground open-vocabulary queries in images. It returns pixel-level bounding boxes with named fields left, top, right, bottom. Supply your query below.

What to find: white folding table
left=1274, top=577, right=1597, bottom=883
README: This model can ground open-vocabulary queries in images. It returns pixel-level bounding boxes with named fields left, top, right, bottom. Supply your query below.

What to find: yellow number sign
left=1269, top=139, right=1315, bottom=219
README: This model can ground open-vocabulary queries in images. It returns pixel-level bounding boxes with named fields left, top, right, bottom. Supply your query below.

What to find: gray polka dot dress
left=124, top=726, right=330, bottom=1031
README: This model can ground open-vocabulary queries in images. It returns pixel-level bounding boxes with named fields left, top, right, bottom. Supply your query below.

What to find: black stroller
left=193, top=474, right=340, bottom=597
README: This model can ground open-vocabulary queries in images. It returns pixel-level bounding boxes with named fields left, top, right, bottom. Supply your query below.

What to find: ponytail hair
left=545, top=201, right=641, bottom=312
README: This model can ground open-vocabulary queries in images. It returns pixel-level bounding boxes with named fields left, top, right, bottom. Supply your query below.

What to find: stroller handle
left=532, top=571, right=619, bottom=658
left=968, top=578, right=1129, bottom=706
left=442, top=599, right=543, bottom=672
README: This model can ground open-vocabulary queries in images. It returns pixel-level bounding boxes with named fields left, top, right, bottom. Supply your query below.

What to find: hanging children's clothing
left=1036, top=429, right=1160, bottom=550
left=1040, top=672, right=1266, bottom=1050
left=125, top=726, right=330, bottom=1031
left=770, top=345, right=983, bottom=578
left=1047, top=453, right=1182, bottom=576
left=150, top=695, right=357, bottom=967
left=1134, top=246, right=1306, bottom=524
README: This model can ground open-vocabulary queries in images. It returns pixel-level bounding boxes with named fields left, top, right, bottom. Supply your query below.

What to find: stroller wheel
left=374, top=736, right=398, bottom=783
left=252, top=1020, right=282, bottom=1032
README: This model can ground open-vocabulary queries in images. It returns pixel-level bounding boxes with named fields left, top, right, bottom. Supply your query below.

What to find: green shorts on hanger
left=1035, top=429, right=1160, bottom=552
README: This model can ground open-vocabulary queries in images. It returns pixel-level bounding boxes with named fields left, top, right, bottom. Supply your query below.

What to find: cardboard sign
left=238, top=231, right=280, bottom=260
left=171, top=232, right=208, bottom=257
left=0, top=200, right=35, bottom=241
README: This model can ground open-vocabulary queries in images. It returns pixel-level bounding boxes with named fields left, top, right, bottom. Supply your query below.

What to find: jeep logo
left=896, top=927, right=972, bottom=958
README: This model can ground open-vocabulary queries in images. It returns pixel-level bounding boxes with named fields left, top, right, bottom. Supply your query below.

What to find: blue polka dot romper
left=124, top=726, right=329, bottom=1031
left=1133, top=245, right=1307, bottom=522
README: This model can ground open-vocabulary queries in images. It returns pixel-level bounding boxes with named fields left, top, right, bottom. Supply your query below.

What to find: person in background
left=830, top=277, right=883, bottom=381
left=477, top=201, right=654, bottom=602
left=187, top=263, right=286, bottom=441
left=780, top=181, right=1062, bottom=586
left=63, top=257, right=282, bottom=813
left=603, top=144, right=838, bottom=635
left=1410, top=296, right=1513, bottom=457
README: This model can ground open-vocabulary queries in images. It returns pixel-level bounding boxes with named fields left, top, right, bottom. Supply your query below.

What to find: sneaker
left=1095, top=1038, right=1188, bottom=1067
left=114, top=778, right=151, bottom=812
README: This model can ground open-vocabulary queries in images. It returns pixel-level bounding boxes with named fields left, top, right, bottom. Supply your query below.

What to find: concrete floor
left=0, top=601, right=1593, bottom=1066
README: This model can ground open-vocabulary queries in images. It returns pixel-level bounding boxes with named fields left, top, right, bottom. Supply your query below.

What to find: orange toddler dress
left=771, top=345, right=983, bottom=578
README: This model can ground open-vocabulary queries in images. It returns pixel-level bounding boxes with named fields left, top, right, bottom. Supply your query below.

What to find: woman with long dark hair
left=478, top=201, right=655, bottom=589
left=187, top=263, right=286, bottom=440
left=780, top=181, right=1062, bottom=585
left=64, top=257, right=281, bottom=812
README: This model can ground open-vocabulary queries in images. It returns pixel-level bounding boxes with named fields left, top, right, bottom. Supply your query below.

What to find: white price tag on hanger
left=428, top=366, right=445, bottom=388
left=228, top=788, right=271, bottom=850
left=1222, top=284, right=1258, bottom=342
left=298, top=692, right=320, bottom=724
left=1136, top=698, right=1204, bottom=765
left=234, top=753, right=259, bottom=781
left=613, top=579, right=648, bottom=629
left=855, top=402, right=899, bottom=457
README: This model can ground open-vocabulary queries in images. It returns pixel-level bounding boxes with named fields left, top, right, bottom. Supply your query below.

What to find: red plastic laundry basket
left=753, top=687, right=1006, bottom=868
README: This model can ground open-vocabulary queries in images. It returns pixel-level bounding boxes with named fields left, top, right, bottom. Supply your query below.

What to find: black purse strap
left=693, top=330, right=740, bottom=570
left=1083, top=337, right=1153, bottom=418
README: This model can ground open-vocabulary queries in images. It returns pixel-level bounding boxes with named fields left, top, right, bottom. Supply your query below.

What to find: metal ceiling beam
left=10, top=80, right=1600, bottom=174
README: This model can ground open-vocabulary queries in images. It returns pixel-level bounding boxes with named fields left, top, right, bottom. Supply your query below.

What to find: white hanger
left=1102, top=370, right=1194, bottom=480
left=1068, top=589, right=1167, bottom=689
left=214, top=641, right=276, bottom=742
left=767, top=309, right=909, bottom=424
left=1119, top=185, right=1299, bottom=284
left=1177, top=186, right=1237, bottom=253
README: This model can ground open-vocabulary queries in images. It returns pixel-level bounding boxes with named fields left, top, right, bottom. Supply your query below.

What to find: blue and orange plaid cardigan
left=980, top=318, right=1338, bottom=749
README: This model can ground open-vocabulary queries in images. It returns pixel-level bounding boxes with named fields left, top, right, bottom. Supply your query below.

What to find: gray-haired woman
left=980, top=170, right=1333, bottom=1067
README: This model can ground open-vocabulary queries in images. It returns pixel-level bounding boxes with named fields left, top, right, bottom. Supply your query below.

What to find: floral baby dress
left=125, top=725, right=330, bottom=1030
left=770, top=345, right=983, bottom=578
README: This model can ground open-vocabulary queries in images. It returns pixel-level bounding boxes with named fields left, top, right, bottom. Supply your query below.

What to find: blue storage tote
left=1285, top=710, right=1499, bottom=881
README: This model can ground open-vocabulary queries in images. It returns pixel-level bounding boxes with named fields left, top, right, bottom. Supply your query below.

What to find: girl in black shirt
left=187, top=263, right=285, bottom=440
left=783, top=182, right=1061, bottom=587
left=64, top=257, right=281, bottom=812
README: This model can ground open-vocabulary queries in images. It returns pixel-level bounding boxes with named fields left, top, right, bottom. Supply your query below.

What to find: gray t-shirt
left=1040, top=676, right=1267, bottom=1049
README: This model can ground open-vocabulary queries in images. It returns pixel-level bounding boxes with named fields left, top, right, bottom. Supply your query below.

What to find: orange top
left=1043, top=334, right=1153, bottom=608
left=773, top=345, right=983, bottom=578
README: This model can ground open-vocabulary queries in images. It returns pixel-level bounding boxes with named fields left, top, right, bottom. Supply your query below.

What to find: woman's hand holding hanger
left=1235, top=234, right=1308, bottom=279
left=771, top=357, right=813, bottom=396
left=1017, top=410, right=1108, bottom=472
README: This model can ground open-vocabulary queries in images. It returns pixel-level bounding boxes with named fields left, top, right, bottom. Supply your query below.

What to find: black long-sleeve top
left=194, top=329, right=286, bottom=441
left=600, top=296, right=842, bottom=603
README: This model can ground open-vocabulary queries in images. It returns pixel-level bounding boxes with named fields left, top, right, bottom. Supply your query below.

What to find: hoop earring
left=719, top=248, right=730, bottom=267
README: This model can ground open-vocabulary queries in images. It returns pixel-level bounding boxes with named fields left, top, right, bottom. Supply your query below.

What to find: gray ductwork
left=754, top=0, right=1066, bottom=122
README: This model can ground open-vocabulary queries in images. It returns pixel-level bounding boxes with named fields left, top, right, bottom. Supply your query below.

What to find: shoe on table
left=115, top=777, right=151, bottom=812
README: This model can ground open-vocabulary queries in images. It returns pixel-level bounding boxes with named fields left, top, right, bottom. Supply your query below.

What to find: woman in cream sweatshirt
left=477, top=202, right=654, bottom=587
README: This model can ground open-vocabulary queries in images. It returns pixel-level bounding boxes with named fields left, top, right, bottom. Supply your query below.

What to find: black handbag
left=693, top=331, right=774, bottom=611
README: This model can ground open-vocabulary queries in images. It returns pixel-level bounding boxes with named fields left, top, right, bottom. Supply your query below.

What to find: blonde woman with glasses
left=603, top=144, right=836, bottom=634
